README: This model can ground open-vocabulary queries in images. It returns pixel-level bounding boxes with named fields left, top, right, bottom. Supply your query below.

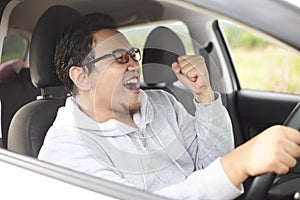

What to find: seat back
left=0, top=68, right=40, bottom=148
left=7, top=5, right=82, bottom=157
left=142, top=26, right=195, bottom=114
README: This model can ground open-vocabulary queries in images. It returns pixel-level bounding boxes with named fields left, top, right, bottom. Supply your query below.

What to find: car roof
left=188, top=0, right=300, bottom=50
left=2, top=0, right=300, bottom=51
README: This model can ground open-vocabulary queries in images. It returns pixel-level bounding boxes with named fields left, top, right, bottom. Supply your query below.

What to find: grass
left=231, top=46, right=300, bottom=94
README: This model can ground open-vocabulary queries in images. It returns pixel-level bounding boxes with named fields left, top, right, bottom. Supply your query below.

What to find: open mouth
left=123, top=76, right=140, bottom=92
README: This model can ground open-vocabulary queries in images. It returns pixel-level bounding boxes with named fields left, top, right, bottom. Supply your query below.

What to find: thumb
left=173, top=69, right=193, bottom=91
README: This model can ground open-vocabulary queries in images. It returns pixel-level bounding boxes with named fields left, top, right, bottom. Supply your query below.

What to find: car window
left=1, top=34, right=28, bottom=64
left=0, top=32, right=29, bottom=80
left=220, top=21, right=300, bottom=95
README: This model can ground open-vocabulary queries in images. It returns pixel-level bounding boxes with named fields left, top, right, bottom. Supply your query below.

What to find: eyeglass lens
left=113, top=48, right=140, bottom=64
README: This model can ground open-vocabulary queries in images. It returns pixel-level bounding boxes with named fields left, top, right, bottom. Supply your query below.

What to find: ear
left=69, top=66, right=91, bottom=92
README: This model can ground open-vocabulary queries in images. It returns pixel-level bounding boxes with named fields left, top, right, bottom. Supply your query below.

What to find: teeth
left=125, top=78, right=138, bottom=85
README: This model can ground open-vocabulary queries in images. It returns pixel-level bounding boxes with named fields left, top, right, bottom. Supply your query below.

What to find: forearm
left=193, top=92, right=234, bottom=167
left=221, top=146, right=249, bottom=187
left=154, top=158, right=243, bottom=200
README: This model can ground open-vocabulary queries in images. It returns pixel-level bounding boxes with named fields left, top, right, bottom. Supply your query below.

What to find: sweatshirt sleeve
left=170, top=91, right=234, bottom=169
left=154, top=158, right=243, bottom=200
left=189, top=92, right=234, bottom=169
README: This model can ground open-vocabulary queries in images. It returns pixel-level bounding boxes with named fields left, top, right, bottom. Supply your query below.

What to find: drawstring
left=126, top=134, right=148, bottom=190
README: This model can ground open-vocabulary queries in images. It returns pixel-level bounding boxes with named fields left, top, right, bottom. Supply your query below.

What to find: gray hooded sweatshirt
left=38, top=89, right=243, bottom=199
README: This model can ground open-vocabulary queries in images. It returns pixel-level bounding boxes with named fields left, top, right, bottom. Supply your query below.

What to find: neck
left=75, top=95, right=138, bottom=128
left=112, top=111, right=137, bottom=128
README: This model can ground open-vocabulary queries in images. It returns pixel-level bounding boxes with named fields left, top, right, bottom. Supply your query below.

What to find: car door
left=0, top=148, right=169, bottom=200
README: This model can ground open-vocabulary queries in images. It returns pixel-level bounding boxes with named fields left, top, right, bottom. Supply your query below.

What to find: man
left=38, top=13, right=300, bottom=200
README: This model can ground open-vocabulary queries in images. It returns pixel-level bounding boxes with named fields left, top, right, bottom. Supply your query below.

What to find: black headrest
left=142, top=26, right=186, bottom=84
left=30, top=5, right=82, bottom=88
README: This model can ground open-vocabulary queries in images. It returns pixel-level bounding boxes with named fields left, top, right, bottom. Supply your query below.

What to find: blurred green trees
left=221, top=22, right=300, bottom=94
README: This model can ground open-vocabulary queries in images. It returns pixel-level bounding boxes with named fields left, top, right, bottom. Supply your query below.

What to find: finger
left=177, top=56, right=192, bottom=67
left=174, top=71, right=191, bottom=88
left=178, top=56, right=198, bottom=69
left=195, top=77, right=212, bottom=92
left=179, top=59, right=202, bottom=76
left=273, top=162, right=290, bottom=175
left=284, top=127, right=300, bottom=145
left=178, top=55, right=195, bottom=63
left=265, top=151, right=295, bottom=175
left=178, top=55, right=198, bottom=62
left=177, top=55, right=185, bottom=62
left=186, top=69, right=198, bottom=82
left=283, top=138, right=300, bottom=158
left=180, top=55, right=205, bottom=66
left=277, top=149, right=298, bottom=169
left=180, top=64, right=195, bottom=75
left=195, top=76, right=203, bottom=86
left=171, top=61, right=180, bottom=74
left=182, top=66, right=199, bottom=82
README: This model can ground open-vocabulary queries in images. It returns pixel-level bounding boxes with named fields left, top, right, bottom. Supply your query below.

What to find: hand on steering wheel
left=244, top=102, right=300, bottom=200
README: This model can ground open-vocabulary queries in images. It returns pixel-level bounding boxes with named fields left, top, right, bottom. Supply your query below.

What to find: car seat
left=7, top=5, right=82, bottom=157
left=0, top=67, right=40, bottom=148
left=142, top=26, right=195, bottom=115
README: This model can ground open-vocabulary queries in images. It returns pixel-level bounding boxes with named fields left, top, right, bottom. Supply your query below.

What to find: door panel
left=236, top=90, right=300, bottom=141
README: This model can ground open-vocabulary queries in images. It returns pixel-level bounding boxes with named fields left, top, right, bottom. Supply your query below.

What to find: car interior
left=1, top=0, right=300, bottom=199
left=7, top=5, right=79, bottom=157
left=141, top=26, right=196, bottom=115
left=6, top=4, right=198, bottom=158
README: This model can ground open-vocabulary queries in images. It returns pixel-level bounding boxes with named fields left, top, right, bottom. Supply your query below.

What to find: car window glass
left=0, top=34, right=28, bottom=80
left=220, top=21, right=300, bottom=95
left=1, top=34, right=28, bottom=64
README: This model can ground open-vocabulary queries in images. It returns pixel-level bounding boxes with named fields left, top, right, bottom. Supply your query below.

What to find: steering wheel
left=244, top=102, right=300, bottom=200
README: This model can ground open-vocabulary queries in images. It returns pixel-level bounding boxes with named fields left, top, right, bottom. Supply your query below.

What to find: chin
left=128, top=94, right=141, bottom=115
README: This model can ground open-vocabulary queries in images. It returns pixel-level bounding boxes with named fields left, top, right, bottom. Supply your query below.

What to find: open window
left=0, top=30, right=29, bottom=80
left=220, top=21, right=300, bottom=95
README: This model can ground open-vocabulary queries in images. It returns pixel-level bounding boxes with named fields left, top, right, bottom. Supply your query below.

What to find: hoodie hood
left=53, top=90, right=153, bottom=137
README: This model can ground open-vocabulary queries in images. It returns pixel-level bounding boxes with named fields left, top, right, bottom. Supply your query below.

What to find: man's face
left=87, top=29, right=141, bottom=120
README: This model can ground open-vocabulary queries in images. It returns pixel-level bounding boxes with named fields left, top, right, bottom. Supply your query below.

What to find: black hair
left=54, top=12, right=117, bottom=95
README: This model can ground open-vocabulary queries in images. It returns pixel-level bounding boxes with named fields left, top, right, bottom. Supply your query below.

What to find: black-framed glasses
left=83, top=47, right=141, bottom=66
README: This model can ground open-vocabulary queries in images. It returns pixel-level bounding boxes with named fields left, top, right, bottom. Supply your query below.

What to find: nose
left=127, top=58, right=140, bottom=72
left=127, top=64, right=140, bottom=74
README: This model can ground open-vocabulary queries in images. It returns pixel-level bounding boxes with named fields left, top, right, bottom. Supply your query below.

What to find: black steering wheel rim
left=244, top=102, right=300, bottom=200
